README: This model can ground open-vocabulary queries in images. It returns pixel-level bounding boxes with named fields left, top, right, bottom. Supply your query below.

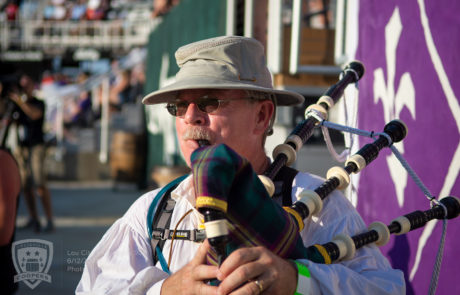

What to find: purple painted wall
left=355, top=0, right=460, bottom=294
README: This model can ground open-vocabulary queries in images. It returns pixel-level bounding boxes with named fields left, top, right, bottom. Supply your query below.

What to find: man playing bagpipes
left=76, top=36, right=405, bottom=294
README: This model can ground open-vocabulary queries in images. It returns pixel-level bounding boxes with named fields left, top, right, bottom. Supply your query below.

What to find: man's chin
left=180, top=141, right=198, bottom=164
left=184, top=139, right=200, bottom=150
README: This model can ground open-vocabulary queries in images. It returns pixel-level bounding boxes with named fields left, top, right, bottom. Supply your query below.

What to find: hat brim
left=142, top=76, right=304, bottom=106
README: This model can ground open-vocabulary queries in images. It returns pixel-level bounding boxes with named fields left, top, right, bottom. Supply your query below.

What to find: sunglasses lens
left=166, top=104, right=178, bottom=116
left=166, top=101, right=190, bottom=116
left=166, top=98, right=223, bottom=117
left=197, top=98, right=220, bottom=113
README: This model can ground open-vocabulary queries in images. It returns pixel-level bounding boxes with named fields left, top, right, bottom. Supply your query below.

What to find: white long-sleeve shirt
left=76, top=172, right=405, bottom=294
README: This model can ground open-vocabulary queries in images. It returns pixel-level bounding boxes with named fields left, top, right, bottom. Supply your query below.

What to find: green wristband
left=293, top=260, right=311, bottom=295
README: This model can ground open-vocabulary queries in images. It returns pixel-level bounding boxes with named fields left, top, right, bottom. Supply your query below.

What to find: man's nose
left=183, top=103, right=206, bottom=125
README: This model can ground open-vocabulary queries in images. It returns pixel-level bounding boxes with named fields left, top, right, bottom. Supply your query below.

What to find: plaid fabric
left=191, top=144, right=310, bottom=263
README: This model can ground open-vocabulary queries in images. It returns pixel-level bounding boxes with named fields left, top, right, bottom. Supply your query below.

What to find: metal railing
left=0, top=18, right=160, bottom=52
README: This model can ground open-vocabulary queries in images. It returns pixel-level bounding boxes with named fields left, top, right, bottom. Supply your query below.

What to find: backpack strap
left=147, top=174, right=188, bottom=273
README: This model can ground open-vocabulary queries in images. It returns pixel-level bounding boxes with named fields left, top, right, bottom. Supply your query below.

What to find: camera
left=0, top=77, right=21, bottom=118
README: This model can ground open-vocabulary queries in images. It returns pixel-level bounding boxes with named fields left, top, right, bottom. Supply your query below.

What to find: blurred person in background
left=8, top=74, right=54, bottom=233
left=2, top=0, right=19, bottom=21
left=0, top=80, right=20, bottom=295
left=70, top=0, right=87, bottom=21
left=64, top=71, right=94, bottom=128
left=86, top=0, right=109, bottom=20
left=129, top=63, right=146, bottom=103
left=0, top=149, right=20, bottom=294
left=43, top=0, right=69, bottom=21
left=109, top=68, right=132, bottom=111
left=152, top=0, right=180, bottom=18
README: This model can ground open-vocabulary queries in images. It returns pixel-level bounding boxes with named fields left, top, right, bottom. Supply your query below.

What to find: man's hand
left=7, top=92, right=43, bottom=120
left=161, top=240, right=219, bottom=294
left=216, top=246, right=297, bottom=295
left=8, top=92, right=22, bottom=106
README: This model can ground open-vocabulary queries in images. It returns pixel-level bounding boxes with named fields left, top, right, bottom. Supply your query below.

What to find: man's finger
left=191, top=239, right=212, bottom=265
left=196, top=282, right=220, bottom=295
left=217, top=261, right=265, bottom=295
left=192, top=264, right=220, bottom=281
left=218, top=246, right=262, bottom=279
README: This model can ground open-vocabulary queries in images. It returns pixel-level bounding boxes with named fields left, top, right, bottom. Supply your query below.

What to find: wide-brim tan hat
left=142, top=36, right=304, bottom=106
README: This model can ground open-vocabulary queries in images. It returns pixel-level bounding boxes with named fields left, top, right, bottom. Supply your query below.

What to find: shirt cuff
left=146, top=278, right=166, bottom=294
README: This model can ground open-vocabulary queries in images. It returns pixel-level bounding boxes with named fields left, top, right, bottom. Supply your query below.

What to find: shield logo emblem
left=12, top=239, right=53, bottom=289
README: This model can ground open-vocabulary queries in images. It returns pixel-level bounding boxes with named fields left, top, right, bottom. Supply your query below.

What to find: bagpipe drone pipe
left=191, top=61, right=460, bottom=269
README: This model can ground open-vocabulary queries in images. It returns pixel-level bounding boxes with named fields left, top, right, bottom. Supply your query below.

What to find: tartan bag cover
left=191, top=144, right=313, bottom=263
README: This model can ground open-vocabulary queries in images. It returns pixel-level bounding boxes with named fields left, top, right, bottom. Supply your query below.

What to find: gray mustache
left=183, top=128, right=212, bottom=142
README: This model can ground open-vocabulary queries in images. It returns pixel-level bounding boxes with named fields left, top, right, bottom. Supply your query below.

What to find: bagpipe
left=190, top=61, right=460, bottom=282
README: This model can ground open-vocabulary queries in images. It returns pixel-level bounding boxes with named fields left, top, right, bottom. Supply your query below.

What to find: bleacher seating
left=0, top=0, right=158, bottom=53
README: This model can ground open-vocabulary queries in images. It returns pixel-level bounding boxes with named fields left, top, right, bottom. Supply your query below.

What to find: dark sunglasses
left=166, top=97, right=252, bottom=117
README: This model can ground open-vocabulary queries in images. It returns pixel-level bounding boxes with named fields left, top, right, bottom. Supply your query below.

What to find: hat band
left=176, top=61, right=273, bottom=89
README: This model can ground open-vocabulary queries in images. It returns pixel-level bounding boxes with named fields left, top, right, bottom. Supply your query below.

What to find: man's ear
left=254, top=100, right=274, bottom=135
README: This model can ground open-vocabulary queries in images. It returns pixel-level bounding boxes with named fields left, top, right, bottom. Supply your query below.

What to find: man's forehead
left=177, top=89, right=246, bottom=99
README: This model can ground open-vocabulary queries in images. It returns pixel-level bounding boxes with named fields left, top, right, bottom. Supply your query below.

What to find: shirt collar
left=171, top=174, right=195, bottom=206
